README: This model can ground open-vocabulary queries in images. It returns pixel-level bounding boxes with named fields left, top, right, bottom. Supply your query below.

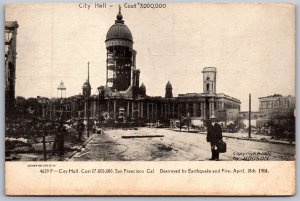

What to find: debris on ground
left=121, top=135, right=164, bottom=139
left=156, top=143, right=173, bottom=152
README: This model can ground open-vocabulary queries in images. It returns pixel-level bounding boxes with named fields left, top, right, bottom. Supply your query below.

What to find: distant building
left=258, top=94, right=295, bottom=129
left=215, top=109, right=240, bottom=122
left=5, top=21, right=18, bottom=113
left=37, top=96, right=50, bottom=118
left=177, top=67, right=240, bottom=121
left=238, top=111, right=266, bottom=128
left=15, top=96, right=26, bottom=113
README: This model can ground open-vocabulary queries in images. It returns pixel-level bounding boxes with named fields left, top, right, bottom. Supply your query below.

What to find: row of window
left=260, top=99, right=291, bottom=109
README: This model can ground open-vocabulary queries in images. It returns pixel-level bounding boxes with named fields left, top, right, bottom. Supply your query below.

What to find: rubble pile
left=5, top=114, right=84, bottom=160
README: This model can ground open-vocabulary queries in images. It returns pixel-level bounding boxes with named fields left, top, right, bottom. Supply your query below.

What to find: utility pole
left=187, top=112, right=190, bottom=132
left=248, top=93, right=251, bottom=138
left=87, top=62, right=90, bottom=138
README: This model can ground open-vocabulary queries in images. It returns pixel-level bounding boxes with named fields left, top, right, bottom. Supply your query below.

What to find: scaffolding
left=106, top=45, right=133, bottom=91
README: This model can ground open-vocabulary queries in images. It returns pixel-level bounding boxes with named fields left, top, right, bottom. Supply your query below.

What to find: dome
left=139, top=83, right=146, bottom=96
left=166, top=81, right=172, bottom=88
left=82, top=80, right=91, bottom=89
left=106, top=8, right=133, bottom=42
left=139, top=83, right=146, bottom=91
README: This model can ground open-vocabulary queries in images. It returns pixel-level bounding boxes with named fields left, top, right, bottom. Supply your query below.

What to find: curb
left=199, top=132, right=295, bottom=146
left=172, top=129, right=295, bottom=146
left=66, top=133, right=98, bottom=160
left=223, top=135, right=295, bottom=146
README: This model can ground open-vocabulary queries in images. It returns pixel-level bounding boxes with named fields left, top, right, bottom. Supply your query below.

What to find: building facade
left=5, top=21, right=18, bottom=113
left=258, top=94, right=295, bottom=129
left=82, top=9, right=241, bottom=124
left=238, top=111, right=266, bottom=128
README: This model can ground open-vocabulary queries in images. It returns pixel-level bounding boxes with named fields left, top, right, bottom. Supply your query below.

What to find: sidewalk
left=171, top=128, right=295, bottom=146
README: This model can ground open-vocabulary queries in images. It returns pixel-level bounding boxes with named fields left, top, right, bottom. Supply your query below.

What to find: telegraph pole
left=248, top=93, right=251, bottom=138
left=87, top=62, right=90, bottom=138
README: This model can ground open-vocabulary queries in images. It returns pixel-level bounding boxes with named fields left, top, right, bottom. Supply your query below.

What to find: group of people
left=52, top=119, right=85, bottom=157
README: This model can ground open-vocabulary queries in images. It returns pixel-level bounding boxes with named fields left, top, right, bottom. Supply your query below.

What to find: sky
left=5, top=3, right=295, bottom=111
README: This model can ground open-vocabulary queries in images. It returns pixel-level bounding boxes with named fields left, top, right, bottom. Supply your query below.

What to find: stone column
left=203, top=101, right=206, bottom=119
left=147, top=102, right=149, bottom=120
left=186, top=102, right=189, bottom=117
left=199, top=102, right=202, bottom=117
left=172, top=103, right=175, bottom=117
left=155, top=103, right=158, bottom=120
left=208, top=101, right=211, bottom=117
left=42, top=105, right=45, bottom=118
left=141, top=102, right=143, bottom=118
left=209, top=100, right=214, bottom=117
left=137, top=101, right=140, bottom=118
left=113, top=100, right=116, bottom=120
left=168, top=102, right=170, bottom=119
left=164, top=103, right=168, bottom=119
left=132, top=101, right=134, bottom=118
left=200, top=101, right=204, bottom=118
left=127, top=101, right=130, bottom=118
left=152, top=104, right=154, bottom=120
left=177, top=102, right=180, bottom=119
left=193, top=102, right=196, bottom=117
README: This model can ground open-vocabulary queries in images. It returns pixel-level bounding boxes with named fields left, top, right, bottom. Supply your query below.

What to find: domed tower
left=202, top=67, right=216, bottom=94
left=105, top=6, right=135, bottom=91
left=82, top=80, right=91, bottom=98
left=165, top=81, right=173, bottom=98
left=139, top=83, right=146, bottom=97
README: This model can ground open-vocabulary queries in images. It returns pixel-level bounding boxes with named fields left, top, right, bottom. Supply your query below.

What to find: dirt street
left=70, top=128, right=295, bottom=161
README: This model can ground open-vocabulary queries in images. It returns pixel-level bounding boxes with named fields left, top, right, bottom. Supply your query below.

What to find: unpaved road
left=70, top=128, right=295, bottom=161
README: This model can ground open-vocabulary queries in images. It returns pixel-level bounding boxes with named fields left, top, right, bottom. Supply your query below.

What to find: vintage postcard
left=4, top=3, right=295, bottom=195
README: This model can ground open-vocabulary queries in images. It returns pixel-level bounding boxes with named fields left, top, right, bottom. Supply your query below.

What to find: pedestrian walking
left=77, top=119, right=85, bottom=141
left=206, top=115, right=223, bottom=161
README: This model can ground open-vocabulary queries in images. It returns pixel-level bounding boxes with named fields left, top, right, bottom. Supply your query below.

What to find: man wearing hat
left=206, top=114, right=223, bottom=160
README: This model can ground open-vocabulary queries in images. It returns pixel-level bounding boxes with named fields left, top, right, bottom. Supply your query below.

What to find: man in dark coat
left=52, top=120, right=67, bottom=157
left=206, top=115, right=223, bottom=160
left=57, top=122, right=67, bottom=156
left=77, top=119, right=85, bottom=142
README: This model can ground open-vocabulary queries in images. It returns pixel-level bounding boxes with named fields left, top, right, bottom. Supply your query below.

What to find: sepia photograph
left=3, top=2, right=296, bottom=196
left=5, top=3, right=295, bottom=162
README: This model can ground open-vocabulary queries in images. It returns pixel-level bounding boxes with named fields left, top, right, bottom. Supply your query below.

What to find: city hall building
left=80, top=9, right=241, bottom=123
